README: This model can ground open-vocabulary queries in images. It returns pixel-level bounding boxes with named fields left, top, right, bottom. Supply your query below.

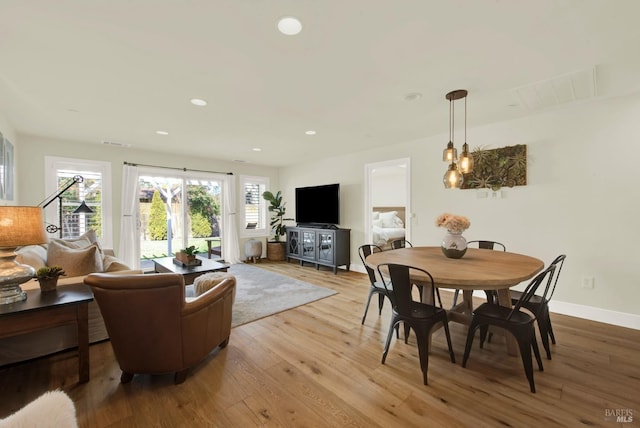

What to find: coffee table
left=153, top=256, right=229, bottom=285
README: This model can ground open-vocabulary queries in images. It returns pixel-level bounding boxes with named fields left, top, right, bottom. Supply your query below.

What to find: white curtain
left=119, top=164, right=140, bottom=269
left=222, top=175, right=241, bottom=264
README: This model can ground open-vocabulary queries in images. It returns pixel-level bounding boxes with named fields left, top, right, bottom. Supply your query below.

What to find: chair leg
left=531, top=329, right=544, bottom=371
left=452, top=289, right=460, bottom=307
left=547, top=317, right=556, bottom=345
left=537, top=309, right=552, bottom=359
left=479, top=325, right=489, bottom=349
left=515, top=329, right=536, bottom=393
left=462, top=320, right=480, bottom=368
left=441, top=317, right=456, bottom=364
left=361, top=288, right=375, bottom=324
left=120, top=371, right=134, bottom=383
left=377, top=293, right=385, bottom=315
left=413, top=327, right=431, bottom=385
left=382, top=318, right=397, bottom=364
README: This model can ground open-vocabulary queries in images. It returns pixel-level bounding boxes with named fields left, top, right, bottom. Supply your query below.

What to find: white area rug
left=226, top=263, right=337, bottom=328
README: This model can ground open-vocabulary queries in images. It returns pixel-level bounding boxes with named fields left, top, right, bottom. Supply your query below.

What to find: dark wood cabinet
left=286, top=226, right=350, bottom=274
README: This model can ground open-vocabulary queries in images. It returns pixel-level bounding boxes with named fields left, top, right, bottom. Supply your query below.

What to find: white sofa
left=0, top=231, right=141, bottom=366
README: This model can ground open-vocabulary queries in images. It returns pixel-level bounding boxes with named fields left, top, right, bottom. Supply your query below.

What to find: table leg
left=77, top=303, right=90, bottom=383
left=496, top=288, right=518, bottom=356
left=206, top=239, right=212, bottom=259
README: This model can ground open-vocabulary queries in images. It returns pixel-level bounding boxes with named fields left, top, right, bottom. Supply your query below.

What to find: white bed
left=372, top=206, right=406, bottom=249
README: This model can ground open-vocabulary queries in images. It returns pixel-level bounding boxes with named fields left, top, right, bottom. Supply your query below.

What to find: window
left=138, top=168, right=224, bottom=260
left=44, top=157, right=112, bottom=247
left=239, top=175, right=269, bottom=237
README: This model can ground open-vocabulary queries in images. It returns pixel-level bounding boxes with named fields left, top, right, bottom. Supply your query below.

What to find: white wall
left=279, top=93, right=640, bottom=328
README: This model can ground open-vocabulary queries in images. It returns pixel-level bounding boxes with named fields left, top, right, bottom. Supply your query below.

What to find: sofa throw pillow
left=15, top=245, right=48, bottom=270
left=379, top=211, right=399, bottom=228
left=47, top=241, right=104, bottom=277
left=102, top=255, right=131, bottom=272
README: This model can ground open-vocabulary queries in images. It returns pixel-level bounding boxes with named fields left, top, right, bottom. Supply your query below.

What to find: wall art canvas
left=461, top=144, right=527, bottom=190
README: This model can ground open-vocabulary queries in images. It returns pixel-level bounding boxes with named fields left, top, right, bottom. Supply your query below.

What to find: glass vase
left=441, top=230, right=467, bottom=259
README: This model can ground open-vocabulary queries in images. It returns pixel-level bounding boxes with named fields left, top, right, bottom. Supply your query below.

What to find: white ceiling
left=1, top=0, right=640, bottom=167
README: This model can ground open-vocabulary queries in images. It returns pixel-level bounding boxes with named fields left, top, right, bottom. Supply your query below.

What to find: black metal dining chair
left=451, top=240, right=506, bottom=307
left=510, top=254, right=566, bottom=359
left=358, top=244, right=392, bottom=324
left=390, top=239, right=412, bottom=250
left=377, top=263, right=456, bottom=385
left=462, top=264, right=556, bottom=393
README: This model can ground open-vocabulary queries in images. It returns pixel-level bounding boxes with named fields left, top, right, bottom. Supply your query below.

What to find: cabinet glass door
left=301, top=230, right=316, bottom=260
left=287, top=229, right=300, bottom=255
left=317, top=232, right=334, bottom=264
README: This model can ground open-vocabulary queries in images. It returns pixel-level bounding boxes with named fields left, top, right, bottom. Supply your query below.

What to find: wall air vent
left=511, top=66, right=598, bottom=111
left=101, top=140, right=131, bottom=148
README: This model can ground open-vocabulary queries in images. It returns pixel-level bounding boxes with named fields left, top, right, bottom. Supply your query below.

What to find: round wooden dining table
left=366, top=246, right=544, bottom=355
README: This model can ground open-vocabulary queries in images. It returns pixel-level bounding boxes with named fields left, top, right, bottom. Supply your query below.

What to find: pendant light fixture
left=442, top=89, right=472, bottom=189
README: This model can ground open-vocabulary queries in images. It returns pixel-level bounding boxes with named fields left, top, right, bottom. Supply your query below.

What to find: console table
left=286, top=226, right=350, bottom=274
left=0, top=284, right=93, bottom=383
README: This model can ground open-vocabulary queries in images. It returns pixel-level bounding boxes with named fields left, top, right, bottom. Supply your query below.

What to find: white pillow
left=372, top=211, right=380, bottom=220
left=379, top=211, right=398, bottom=228
left=393, top=216, right=404, bottom=228
left=372, top=219, right=383, bottom=227
left=47, top=241, right=104, bottom=277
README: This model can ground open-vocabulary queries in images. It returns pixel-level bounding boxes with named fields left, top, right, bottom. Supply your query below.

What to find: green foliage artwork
left=462, top=144, right=527, bottom=190
left=148, top=190, right=168, bottom=240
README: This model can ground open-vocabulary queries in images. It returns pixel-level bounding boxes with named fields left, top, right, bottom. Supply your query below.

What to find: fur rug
left=0, top=390, right=77, bottom=428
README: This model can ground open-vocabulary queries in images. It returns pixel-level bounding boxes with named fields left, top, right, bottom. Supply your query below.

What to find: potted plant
left=174, top=245, right=201, bottom=266
left=35, top=266, right=66, bottom=292
left=262, top=190, right=294, bottom=261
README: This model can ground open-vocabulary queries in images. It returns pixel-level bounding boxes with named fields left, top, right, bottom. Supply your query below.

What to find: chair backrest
left=546, top=254, right=566, bottom=301
left=376, top=263, right=439, bottom=316
left=467, top=240, right=506, bottom=251
left=358, top=244, right=383, bottom=284
left=390, top=239, right=412, bottom=250
left=510, top=264, right=556, bottom=320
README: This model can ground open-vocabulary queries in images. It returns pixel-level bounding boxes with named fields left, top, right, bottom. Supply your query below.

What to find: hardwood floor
left=1, top=261, right=638, bottom=427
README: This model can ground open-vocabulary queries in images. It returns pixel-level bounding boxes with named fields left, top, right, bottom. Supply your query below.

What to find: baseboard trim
left=352, top=264, right=639, bottom=330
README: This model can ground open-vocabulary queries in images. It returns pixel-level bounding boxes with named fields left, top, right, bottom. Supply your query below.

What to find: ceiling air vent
left=511, top=66, right=598, bottom=111
left=101, top=140, right=131, bottom=148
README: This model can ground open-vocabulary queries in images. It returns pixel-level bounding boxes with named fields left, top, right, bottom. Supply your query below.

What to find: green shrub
left=148, top=190, right=167, bottom=240
left=191, top=212, right=212, bottom=238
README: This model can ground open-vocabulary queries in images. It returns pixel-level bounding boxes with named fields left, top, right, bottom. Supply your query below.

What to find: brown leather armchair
left=84, top=272, right=235, bottom=384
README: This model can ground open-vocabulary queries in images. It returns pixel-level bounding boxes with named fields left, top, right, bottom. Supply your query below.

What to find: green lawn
left=140, top=237, right=221, bottom=259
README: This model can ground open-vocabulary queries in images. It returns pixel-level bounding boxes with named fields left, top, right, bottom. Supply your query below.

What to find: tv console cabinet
left=286, top=226, right=350, bottom=274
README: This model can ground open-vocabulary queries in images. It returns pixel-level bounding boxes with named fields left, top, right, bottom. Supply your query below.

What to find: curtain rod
left=123, top=161, right=233, bottom=175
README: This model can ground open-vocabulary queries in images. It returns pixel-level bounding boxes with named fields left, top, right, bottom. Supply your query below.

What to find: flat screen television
left=295, top=183, right=340, bottom=226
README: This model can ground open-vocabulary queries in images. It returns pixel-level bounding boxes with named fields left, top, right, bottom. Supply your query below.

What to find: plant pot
left=38, top=277, right=58, bottom=292
left=175, top=252, right=196, bottom=264
left=266, top=241, right=286, bottom=261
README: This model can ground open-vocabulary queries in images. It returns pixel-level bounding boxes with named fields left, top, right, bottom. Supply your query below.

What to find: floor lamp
left=39, top=175, right=84, bottom=237
left=0, top=207, right=49, bottom=304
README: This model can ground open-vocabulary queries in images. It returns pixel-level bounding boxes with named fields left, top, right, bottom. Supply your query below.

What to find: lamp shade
left=73, top=200, right=94, bottom=214
left=0, top=206, right=48, bottom=248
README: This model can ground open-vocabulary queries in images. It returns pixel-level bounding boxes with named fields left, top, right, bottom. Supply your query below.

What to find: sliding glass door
left=138, top=169, right=223, bottom=261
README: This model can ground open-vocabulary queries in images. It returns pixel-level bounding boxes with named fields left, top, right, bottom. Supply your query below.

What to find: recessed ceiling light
left=305, top=130, right=316, bottom=135
left=252, top=147, right=262, bottom=152
left=277, top=16, right=302, bottom=35
left=190, top=98, right=207, bottom=106
left=404, top=92, right=422, bottom=101
left=156, top=130, right=169, bottom=135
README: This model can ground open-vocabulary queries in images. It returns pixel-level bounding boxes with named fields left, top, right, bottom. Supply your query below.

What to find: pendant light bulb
left=443, top=141, right=457, bottom=162
left=443, top=162, right=464, bottom=189
left=458, top=143, right=474, bottom=174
